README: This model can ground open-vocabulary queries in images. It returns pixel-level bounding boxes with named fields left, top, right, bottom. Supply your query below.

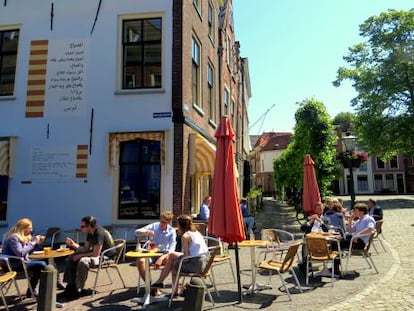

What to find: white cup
left=59, top=244, right=67, bottom=250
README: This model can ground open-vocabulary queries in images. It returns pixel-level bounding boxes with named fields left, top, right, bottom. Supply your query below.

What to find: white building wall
left=0, top=0, right=173, bottom=233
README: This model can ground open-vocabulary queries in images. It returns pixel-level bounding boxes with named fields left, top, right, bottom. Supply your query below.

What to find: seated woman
left=323, top=202, right=346, bottom=234
left=300, top=202, right=328, bottom=234
left=151, top=214, right=209, bottom=296
left=1, top=218, right=46, bottom=297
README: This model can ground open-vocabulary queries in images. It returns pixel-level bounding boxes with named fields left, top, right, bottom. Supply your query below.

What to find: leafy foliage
left=333, top=112, right=356, bottom=133
left=273, top=99, right=338, bottom=198
left=334, top=9, right=414, bottom=158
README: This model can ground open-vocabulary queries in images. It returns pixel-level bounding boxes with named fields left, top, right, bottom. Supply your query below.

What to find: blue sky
left=233, top=1, right=413, bottom=134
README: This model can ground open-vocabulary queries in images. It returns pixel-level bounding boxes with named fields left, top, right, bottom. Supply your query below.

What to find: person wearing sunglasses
left=61, top=216, right=115, bottom=299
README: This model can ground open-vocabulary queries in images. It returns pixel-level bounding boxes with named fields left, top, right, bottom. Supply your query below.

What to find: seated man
left=194, top=196, right=211, bottom=222
left=134, top=211, right=176, bottom=287
left=62, top=216, right=115, bottom=299
left=367, top=198, right=383, bottom=221
left=300, top=202, right=328, bottom=234
left=240, top=198, right=255, bottom=238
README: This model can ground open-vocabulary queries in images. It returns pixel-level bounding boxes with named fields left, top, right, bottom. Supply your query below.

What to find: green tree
left=273, top=98, right=338, bottom=198
left=334, top=9, right=414, bottom=158
left=333, top=112, right=356, bottom=133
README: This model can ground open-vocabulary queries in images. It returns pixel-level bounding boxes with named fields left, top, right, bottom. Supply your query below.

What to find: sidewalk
left=4, top=197, right=410, bottom=310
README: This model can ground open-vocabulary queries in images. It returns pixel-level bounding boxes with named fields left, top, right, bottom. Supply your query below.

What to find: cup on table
left=43, top=247, right=51, bottom=255
left=59, top=244, right=67, bottom=250
left=149, top=241, right=156, bottom=250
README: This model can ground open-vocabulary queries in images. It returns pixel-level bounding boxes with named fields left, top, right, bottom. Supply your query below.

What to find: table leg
left=244, top=246, right=272, bottom=295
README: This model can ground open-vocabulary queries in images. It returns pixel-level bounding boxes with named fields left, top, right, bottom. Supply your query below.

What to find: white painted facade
left=0, top=0, right=174, bottom=234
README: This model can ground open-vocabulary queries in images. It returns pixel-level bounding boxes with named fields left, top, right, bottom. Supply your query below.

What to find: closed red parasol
left=208, top=116, right=245, bottom=302
left=302, top=154, right=321, bottom=215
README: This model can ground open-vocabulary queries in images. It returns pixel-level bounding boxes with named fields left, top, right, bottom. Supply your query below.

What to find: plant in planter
left=247, top=188, right=262, bottom=215
left=337, top=151, right=369, bottom=168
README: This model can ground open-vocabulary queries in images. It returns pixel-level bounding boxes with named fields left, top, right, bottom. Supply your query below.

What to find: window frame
left=192, top=36, right=201, bottom=109
left=0, top=28, right=19, bottom=97
left=207, top=62, right=215, bottom=122
left=120, top=15, right=163, bottom=91
left=224, top=87, right=229, bottom=116
left=207, top=2, right=215, bottom=43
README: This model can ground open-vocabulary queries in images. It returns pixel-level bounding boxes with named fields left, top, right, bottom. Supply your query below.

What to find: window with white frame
left=192, top=37, right=201, bottom=108
left=385, top=174, right=394, bottom=189
left=390, top=156, right=398, bottom=169
left=357, top=175, right=368, bottom=191
left=208, top=2, right=215, bottom=42
left=193, top=0, right=201, bottom=14
left=0, top=29, right=19, bottom=96
left=231, top=98, right=235, bottom=129
left=122, top=18, right=162, bottom=89
left=207, top=62, right=215, bottom=122
left=376, top=158, right=385, bottom=169
left=224, top=88, right=229, bottom=115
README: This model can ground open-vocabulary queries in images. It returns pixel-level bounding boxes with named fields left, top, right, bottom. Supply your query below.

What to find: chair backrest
left=261, top=229, right=281, bottom=245
left=374, top=220, right=384, bottom=236
left=280, top=241, right=301, bottom=273
left=200, top=245, right=220, bottom=278
left=193, top=222, right=208, bottom=236
left=111, top=239, right=126, bottom=264
left=44, top=227, right=61, bottom=247
left=305, top=237, right=331, bottom=259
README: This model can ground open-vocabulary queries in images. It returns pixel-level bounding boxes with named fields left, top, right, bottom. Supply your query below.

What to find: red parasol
left=302, top=154, right=321, bottom=215
left=208, top=116, right=245, bottom=302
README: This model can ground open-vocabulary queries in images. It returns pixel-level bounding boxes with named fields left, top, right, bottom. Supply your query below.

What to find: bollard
left=38, top=264, right=56, bottom=311
left=182, top=277, right=205, bottom=311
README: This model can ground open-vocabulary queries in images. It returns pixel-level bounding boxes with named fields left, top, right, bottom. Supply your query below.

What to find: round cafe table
left=29, top=248, right=74, bottom=265
left=125, top=250, right=168, bottom=308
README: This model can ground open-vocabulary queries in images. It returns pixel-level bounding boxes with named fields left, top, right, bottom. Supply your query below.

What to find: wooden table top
left=306, top=232, right=341, bottom=239
left=238, top=240, right=268, bottom=247
left=29, top=249, right=74, bottom=260
left=125, top=249, right=163, bottom=258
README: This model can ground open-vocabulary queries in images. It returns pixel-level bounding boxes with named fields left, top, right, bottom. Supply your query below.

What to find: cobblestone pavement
left=3, top=195, right=414, bottom=310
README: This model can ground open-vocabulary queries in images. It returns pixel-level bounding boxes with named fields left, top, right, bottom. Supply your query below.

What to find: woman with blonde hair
left=1, top=218, right=46, bottom=297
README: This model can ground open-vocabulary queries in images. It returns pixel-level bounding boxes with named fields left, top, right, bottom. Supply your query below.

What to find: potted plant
left=247, top=188, right=262, bottom=215
left=337, top=151, right=368, bottom=168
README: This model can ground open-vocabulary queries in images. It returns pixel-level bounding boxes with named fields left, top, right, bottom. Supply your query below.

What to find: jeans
left=25, top=260, right=47, bottom=290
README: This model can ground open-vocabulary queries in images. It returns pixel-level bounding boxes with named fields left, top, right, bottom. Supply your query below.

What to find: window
left=376, top=158, right=385, bottom=169
left=226, top=34, right=231, bottom=67
left=231, top=99, right=235, bottom=129
left=208, top=2, right=215, bottom=42
left=385, top=174, right=394, bottom=189
left=0, top=176, right=8, bottom=221
left=118, top=139, right=161, bottom=219
left=207, top=63, right=215, bottom=122
left=192, top=37, right=201, bottom=108
left=0, top=29, right=19, bottom=96
left=122, top=18, right=162, bottom=89
left=374, top=174, right=383, bottom=191
left=224, top=88, right=229, bottom=115
left=357, top=175, right=368, bottom=191
left=390, top=156, right=398, bottom=169
left=193, top=0, right=201, bottom=12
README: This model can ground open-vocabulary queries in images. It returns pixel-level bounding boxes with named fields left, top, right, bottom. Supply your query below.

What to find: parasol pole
left=234, top=242, right=243, bottom=303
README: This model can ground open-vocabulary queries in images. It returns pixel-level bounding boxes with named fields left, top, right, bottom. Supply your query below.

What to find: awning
left=109, top=132, right=165, bottom=168
left=0, top=140, right=9, bottom=176
left=190, top=134, right=216, bottom=175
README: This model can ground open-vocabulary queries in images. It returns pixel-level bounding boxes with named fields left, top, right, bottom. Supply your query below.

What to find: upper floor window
left=207, top=62, right=215, bottom=122
left=193, top=0, right=201, bottom=14
left=122, top=18, right=162, bottom=89
left=231, top=98, right=235, bottom=129
left=192, top=37, right=201, bottom=108
left=389, top=156, right=398, bottom=169
left=0, top=29, right=19, bottom=96
left=376, top=158, right=385, bottom=169
left=226, top=34, right=231, bottom=68
left=208, top=2, right=215, bottom=42
left=224, top=88, right=229, bottom=115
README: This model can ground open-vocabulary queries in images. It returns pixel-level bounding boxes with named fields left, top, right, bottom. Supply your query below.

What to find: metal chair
left=203, top=236, right=235, bottom=284
left=305, top=236, right=342, bottom=286
left=257, top=241, right=303, bottom=300
left=89, top=239, right=127, bottom=296
left=259, top=228, right=296, bottom=262
left=372, top=220, right=386, bottom=254
left=0, top=255, right=34, bottom=298
left=169, top=245, right=220, bottom=307
left=0, top=269, right=20, bottom=311
left=343, top=232, right=378, bottom=274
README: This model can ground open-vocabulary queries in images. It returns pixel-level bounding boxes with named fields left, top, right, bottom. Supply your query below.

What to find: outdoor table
left=125, top=249, right=168, bottom=307
left=29, top=248, right=74, bottom=265
left=238, top=239, right=272, bottom=295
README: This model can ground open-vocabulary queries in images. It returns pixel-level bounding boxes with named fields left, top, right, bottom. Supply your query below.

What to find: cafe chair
left=305, top=236, right=342, bottom=286
left=42, top=227, right=62, bottom=249
left=259, top=228, right=296, bottom=262
left=343, top=232, right=378, bottom=274
left=0, top=255, right=35, bottom=298
left=168, top=245, right=220, bottom=308
left=89, top=239, right=127, bottom=297
left=257, top=241, right=303, bottom=301
left=203, top=236, right=235, bottom=284
left=0, top=263, right=22, bottom=311
left=372, top=220, right=386, bottom=254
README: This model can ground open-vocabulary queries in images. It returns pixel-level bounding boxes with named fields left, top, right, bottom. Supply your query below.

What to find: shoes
left=60, top=285, right=80, bottom=300
left=57, top=282, right=66, bottom=290
left=151, top=282, right=164, bottom=288
left=26, top=288, right=39, bottom=298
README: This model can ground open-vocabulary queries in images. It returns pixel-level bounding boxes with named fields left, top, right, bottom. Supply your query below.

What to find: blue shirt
left=198, top=203, right=210, bottom=221
left=240, top=202, right=251, bottom=218
left=135, top=222, right=176, bottom=253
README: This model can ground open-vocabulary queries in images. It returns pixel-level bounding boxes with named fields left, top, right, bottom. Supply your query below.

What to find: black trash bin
left=182, top=277, right=205, bottom=311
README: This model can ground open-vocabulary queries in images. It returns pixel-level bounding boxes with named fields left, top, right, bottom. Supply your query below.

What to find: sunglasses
left=80, top=224, right=89, bottom=229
